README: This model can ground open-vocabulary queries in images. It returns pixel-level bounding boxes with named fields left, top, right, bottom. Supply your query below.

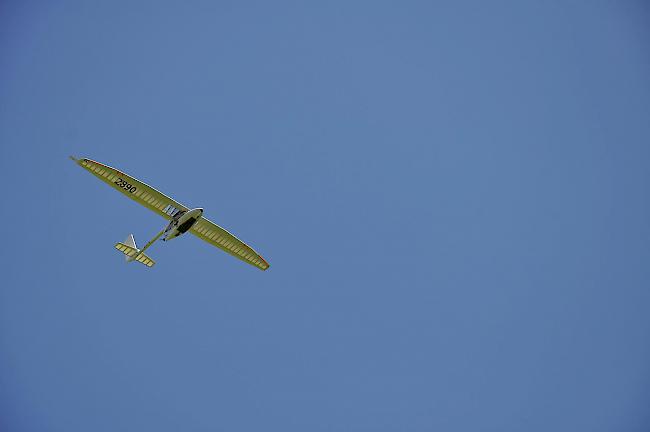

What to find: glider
left=70, top=156, right=269, bottom=271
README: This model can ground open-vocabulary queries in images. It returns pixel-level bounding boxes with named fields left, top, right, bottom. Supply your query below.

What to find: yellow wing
left=73, top=157, right=188, bottom=219
left=190, top=217, right=270, bottom=271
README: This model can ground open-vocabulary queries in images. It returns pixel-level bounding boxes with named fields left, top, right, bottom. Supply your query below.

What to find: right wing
left=190, top=217, right=270, bottom=271
left=72, top=157, right=189, bottom=220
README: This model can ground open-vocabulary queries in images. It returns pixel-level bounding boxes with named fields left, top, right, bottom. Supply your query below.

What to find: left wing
left=72, top=157, right=189, bottom=219
left=190, top=217, right=270, bottom=271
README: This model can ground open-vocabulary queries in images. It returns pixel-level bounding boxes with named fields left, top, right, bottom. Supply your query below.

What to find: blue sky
left=1, top=1, right=650, bottom=431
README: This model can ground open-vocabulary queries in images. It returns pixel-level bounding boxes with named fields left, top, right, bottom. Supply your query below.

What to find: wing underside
left=75, top=158, right=188, bottom=219
left=190, top=218, right=269, bottom=271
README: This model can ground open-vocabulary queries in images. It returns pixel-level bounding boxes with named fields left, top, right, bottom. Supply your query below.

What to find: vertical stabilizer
left=124, top=234, right=137, bottom=261
left=125, top=234, right=137, bottom=249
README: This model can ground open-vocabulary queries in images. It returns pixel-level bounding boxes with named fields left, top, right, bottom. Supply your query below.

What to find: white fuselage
left=164, top=208, right=203, bottom=241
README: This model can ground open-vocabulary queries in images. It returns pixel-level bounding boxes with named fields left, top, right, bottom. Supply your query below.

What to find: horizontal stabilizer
left=115, top=242, right=155, bottom=267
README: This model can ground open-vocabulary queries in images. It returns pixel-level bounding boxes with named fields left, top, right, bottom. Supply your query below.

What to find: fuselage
left=163, top=208, right=203, bottom=241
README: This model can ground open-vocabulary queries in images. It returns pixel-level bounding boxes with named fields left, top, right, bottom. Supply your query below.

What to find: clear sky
left=1, top=1, right=649, bottom=431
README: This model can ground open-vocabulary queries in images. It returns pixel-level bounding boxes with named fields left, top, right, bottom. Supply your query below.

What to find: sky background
left=1, top=1, right=650, bottom=431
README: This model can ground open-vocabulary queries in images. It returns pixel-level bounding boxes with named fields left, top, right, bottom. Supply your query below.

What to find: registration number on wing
left=114, top=177, right=137, bottom=193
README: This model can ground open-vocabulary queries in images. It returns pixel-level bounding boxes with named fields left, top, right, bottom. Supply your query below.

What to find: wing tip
left=258, top=257, right=270, bottom=271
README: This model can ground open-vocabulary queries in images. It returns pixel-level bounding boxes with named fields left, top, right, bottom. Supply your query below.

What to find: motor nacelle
left=163, top=207, right=203, bottom=241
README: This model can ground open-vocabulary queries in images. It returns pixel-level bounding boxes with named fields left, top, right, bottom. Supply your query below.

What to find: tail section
left=115, top=235, right=155, bottom=267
